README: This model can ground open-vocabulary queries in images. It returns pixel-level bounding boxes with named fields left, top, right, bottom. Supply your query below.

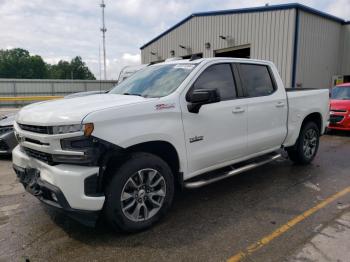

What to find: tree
left=70, top=56, right=95, bottom=80
left=0, top=48, right=95, bottom=80
left=47, top=60, right=72, bottom=79
left=0, top=48, right=48, bottom=78
left=48, top=56, right=96, bottom=80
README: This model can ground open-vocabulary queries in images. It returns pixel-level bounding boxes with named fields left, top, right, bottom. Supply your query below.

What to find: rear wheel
left=104, top=152, right=174, bottom=232
left=287, top=122, right=320, bottom=165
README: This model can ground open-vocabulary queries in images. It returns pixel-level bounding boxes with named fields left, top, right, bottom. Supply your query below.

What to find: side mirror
left=187, top=88, right=220, bottom=113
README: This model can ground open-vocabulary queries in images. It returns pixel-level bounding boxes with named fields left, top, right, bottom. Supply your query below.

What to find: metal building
left=140, top=3, right=350, bottom=89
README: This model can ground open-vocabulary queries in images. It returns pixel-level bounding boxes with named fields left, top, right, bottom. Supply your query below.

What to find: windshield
left=331, top=87, right=350, bottom=100
left=110, top=64, right=196, bottom=98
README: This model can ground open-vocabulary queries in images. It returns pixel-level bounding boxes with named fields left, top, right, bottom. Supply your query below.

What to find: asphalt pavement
left=1, top=132, right=350, bottom=262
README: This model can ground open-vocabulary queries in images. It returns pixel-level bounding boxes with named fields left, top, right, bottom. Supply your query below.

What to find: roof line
left=140, top=3, right=347, bottom=50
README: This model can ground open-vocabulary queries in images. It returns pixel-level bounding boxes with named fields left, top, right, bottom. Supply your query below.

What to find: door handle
left=276, top=101, right=285, bottom=108
left=232, top=107, right=245, bottom=113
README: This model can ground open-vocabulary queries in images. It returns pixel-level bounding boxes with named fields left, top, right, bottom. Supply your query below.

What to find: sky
left=0, top=0, right=349, bottom=80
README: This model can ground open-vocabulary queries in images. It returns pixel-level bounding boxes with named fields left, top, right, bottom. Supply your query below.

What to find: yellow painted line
left=0, top=96, right=63, bottom=101
left=227, top=186, right=350, bottom=262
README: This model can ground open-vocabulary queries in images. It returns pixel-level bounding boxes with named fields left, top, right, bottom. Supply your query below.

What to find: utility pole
left=100, top=0, right=107, bottom=80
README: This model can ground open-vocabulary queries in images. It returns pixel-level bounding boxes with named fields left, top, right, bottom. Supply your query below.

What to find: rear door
left=181, top=63, right=248, bottom=176
left=236, top=63, right=287, bottom=155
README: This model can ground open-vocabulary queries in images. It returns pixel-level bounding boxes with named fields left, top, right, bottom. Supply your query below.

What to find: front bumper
left=328, top=113, right=350, bottom=131
left=12, top=146, right=105, bottom=226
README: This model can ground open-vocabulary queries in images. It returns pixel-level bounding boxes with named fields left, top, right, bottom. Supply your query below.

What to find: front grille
left=23, top=147, right=53, bottom=164
left=0, top=140, right=9, bottom=150
left=330, top=115, right=344, bottom=123
left=18, top=124, right=52, bottom=134
left=24, top=137, right=49, bottom=146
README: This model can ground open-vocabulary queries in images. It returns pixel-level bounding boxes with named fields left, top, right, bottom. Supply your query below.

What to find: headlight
left=52, top=124, right=82, bottom=134
left=51, top=123, right=94, bottom=136
left=0, top=126, right=13, bottom=135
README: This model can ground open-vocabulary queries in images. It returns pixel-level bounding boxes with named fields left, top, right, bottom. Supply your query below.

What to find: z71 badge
left=189, top=136, right=204, bottom=143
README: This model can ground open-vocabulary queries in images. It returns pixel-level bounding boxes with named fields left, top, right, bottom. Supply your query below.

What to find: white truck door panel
left=237, top=63, right=287, bottom=154
left=246, top=94, right=287, bottom=154
left=181, top=63, right=248, bottom=176
left=182, top=100, right=247, bottom=175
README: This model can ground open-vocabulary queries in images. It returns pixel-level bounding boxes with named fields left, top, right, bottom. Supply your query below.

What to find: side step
left=184, top=153, right=282, bottom=189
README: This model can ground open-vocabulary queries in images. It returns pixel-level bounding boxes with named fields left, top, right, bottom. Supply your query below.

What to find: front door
left=181, top=63, right=248, bottom=177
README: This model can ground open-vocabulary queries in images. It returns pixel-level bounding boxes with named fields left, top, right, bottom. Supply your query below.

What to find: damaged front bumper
left=12, top=146, right=105, bottom=227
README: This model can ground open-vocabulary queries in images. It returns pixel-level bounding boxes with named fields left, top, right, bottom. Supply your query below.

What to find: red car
left=328, top=83, right=350, bottom=131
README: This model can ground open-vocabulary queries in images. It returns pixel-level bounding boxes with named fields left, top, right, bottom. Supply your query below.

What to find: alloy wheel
left=303, top=128, right=318, bottom=159
left=120, top=168, right=166, bottom=222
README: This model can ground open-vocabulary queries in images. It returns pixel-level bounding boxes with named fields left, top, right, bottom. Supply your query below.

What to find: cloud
left=122, top=53, right=141, bottom=63
left=44, top=56, right=71, bottom=64
left=0, top=0, right=348, bottom=80
left=326, top=0, right=350, bottom=20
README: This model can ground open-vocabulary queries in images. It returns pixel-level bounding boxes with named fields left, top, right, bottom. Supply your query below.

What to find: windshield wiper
left=122, top=92, right=143, bottom=97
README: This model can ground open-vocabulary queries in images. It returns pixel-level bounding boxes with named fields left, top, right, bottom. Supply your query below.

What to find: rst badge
left=155, top=103, right=175, bottom=110
left=189, top=136, right=204, bottom=143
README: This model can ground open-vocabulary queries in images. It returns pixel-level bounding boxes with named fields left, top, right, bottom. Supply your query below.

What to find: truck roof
left=160, top=57, right=273, bottom=66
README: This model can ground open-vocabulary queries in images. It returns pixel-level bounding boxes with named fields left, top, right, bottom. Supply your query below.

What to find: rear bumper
left=12, top=146, right=105, bottom=225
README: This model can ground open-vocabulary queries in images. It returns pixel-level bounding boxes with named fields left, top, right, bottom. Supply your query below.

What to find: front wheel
left=287, top=121, right=320, bottom=165
left=104, top=152, right=174, bottom=232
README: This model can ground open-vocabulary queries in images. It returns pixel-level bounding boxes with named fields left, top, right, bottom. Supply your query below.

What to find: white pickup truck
left=12, top=58, right=329, bottom=232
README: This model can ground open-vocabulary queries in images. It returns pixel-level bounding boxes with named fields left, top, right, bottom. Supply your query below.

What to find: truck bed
left=283, top=89, right=329, bottom=147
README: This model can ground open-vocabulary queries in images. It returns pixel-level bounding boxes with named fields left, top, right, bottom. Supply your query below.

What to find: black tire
left=104, top=152, right=174, bottom=233
left=287, top=121, right=320, bottom=165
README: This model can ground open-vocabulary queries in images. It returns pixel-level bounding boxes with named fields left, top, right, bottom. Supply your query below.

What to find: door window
left=192, top=64, right=237, bottom=100
left=239, top=64, right=275, bottom=97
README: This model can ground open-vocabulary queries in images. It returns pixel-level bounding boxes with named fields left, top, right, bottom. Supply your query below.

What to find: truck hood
left=16, top=94, right=149, bottom=125
left=330, top=99, right=350, bottom=111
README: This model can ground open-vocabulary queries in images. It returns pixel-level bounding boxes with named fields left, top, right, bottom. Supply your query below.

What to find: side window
left=239, top=64, right=275, bottom=97
left=192, top=64, right=236, bottom=100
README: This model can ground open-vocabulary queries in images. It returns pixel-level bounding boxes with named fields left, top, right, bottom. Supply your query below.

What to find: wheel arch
left=128, top=140, right=179, bottom=170
left=301, top=112, right=323, bottom=133
left=101, top=140, right=183, bottom=191
left=285, top=111, right=323, bottom=149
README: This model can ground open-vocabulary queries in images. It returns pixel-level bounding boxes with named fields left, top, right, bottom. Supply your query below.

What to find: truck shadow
left=325, top=130, right=350, bottom=137
left=0, top=154, right=12, bottom=160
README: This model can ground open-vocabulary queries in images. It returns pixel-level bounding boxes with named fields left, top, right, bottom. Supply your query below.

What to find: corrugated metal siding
left=141, top=9, right=296, bottom=87
left=295, top=11, right=343, bottom=89
left=340, top=24, right=350, bottom=75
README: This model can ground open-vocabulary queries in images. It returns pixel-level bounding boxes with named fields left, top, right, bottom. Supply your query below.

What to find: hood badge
left=155, top=103, right=175, bottom=110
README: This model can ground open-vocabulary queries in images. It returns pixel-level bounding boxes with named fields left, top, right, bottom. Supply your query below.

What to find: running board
left=184, top=153, right=282, bottom=189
